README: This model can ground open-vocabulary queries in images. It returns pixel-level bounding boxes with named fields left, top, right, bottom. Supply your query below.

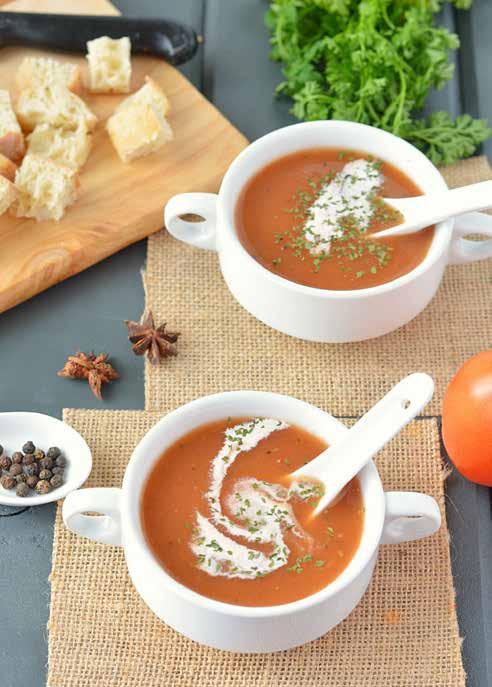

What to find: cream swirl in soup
left=304, top=159, right=383, bottom=254
left=236, top=148, right=434, bottom=292
left=190, top=418, right=324, bottom=579
left=141, top=416, right=364, bottom=607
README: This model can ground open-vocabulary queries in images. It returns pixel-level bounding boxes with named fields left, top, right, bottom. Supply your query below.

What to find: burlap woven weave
left=48, top=411, right=463, bottom=687
left=48, top=156, right=492, bottom=686
left=145, top=156, right=492, bottom=416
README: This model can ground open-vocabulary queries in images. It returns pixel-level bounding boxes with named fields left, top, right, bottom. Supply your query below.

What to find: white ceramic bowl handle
left=62, top=487, right=122, bottom=546
left=381, top=491, right=441, bottom=544
left=448, top=211, right=492, bottom=264
left=164, top=192, right=218, bottom=251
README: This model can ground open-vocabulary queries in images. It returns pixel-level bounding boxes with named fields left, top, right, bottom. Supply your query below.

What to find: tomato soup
left=236, top=148, right=434, bottom=290
left=141, top=417, right=364, bottom=607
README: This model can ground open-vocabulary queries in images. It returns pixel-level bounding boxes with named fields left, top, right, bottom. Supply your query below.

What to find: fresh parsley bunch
left=266, top=0, right=490, bottom=165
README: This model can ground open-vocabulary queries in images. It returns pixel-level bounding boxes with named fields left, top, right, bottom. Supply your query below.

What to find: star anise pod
left=125, top=309, right=180, bottom=365
left=57, top=351, right=119, bottom=400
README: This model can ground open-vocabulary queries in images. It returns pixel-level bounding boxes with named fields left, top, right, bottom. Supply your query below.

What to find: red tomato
left=442, top=351, right=492, bottom=486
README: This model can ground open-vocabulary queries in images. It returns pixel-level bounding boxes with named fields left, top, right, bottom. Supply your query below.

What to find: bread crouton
left=86, top=36, right=131, bottom=93
left=0, top=89, right=25, bottom=162
left=12, top=153, right=79, bottom=221
left=15, top=83, right=97, bottom=132
left=106, top=101, right=173, bottom=163
left=16, top=57, right=82, bottom=94
left=27, top=123, right=92, bottom=170
left=116, top=76, right=170, bottom=118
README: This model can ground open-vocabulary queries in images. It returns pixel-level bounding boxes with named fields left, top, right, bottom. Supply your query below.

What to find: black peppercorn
left=23, top=453, right=35, bottom=465
left=35, top=480, right=51, bottom=495
left=15, top=473, right=27, bottom=484
left=40, top=457, right=54, bottom=470
left=52, top=466, right=64, bottom=476
left=11, top=451, right=23, bottom=464
left=34, top=449, right=45, bottom=460
left=50, top=474, right=64, bottom=489
left=16, top=482, right=30, bottom=498
left=39, top=469, right=52, bottom=481
left=26, top=475, right=38, bottom=489
left=0, top=474, right=15, bottom=490
left=22, top=441, right=35, bottom=454
left=25, top=463, right=39, bottom=477
left=47, top=446, right=61, bottom=459
left=10, top=464, right=23, bottom=477
left=0, top=455, right=12, bottom=471
left=55, top=455, right=66, bottom=467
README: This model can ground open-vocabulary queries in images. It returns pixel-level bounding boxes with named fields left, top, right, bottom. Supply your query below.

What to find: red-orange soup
left=236, top=148, right=434, bottom=290
left=141, top=417, right=364, bottom=607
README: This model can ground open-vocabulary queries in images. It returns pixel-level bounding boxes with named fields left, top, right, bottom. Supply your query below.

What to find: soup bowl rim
left=219, top=119, right=452, bottom=299
left=122, top=390, right=386, bottom=619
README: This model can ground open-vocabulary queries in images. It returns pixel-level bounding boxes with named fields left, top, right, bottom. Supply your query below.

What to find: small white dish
left=0, top=412, right=92, bottom=507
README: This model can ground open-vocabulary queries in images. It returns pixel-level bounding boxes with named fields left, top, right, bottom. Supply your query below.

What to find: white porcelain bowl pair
left=63, top=391, right=441, bottom=653
left=165, top=121, right=492, bottom=342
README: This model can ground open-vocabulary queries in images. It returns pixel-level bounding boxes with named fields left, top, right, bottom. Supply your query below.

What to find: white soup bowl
left=164, top=121, right=492, bottom=342
left=62, top=391, right=441, bottom=653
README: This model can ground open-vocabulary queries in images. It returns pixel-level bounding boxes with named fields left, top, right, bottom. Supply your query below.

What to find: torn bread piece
left=13, top=154, right=79, bottom=221
left=116, top=76, right=170, bottom=118
left=0, top=175, right=18, bottom=216
left=106, top=101, right=173, bottom=163
left=0, top=90, right=25, bottom=162
left=86, top=36, right=131, bottom=93
left=0, top=153, right=17, bottom=182
left=27, top=123, right=92, bottom=170
left=16, top=57, right=82, bottom=94
left=15, top=83, right=97, bottom=132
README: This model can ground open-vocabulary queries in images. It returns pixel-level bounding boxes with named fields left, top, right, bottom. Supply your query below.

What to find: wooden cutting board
left=0, top=0, right=247, bottom=314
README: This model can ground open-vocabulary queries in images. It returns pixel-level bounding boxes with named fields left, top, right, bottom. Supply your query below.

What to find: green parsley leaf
left=265, top=0, right=489, bottom=166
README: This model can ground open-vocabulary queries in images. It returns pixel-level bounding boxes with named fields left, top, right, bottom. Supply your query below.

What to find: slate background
left=0, top=1, right=490, bottom=685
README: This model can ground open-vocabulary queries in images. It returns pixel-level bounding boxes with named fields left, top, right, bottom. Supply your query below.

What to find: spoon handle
left=293, top=373, right=434, bottom=516
left=375, top=180, right=492, bottom=238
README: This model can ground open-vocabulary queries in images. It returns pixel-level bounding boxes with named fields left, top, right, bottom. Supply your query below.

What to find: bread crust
left=0, top=175, right=17, bottom=215
left=0, top=130, right=25, bottom=163
left=0, top=89, right=25, bottom=162
left=0, top=153, right=17, bottom=181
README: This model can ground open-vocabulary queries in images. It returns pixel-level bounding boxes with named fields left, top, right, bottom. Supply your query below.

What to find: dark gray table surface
left=0, top=1, right=491, bottom=685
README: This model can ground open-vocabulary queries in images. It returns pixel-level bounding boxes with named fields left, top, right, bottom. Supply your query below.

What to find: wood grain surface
left=0, top=0, right=247, bottom=314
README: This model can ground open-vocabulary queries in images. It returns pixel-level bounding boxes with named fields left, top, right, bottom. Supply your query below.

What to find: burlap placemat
left=145, top=156, right=492, bottom=416
left=48, top=156, right=490, bottom=685
left=48, top=410, right=464, bottom=687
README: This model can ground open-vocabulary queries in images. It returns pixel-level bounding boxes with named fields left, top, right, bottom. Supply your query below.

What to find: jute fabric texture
left=47, top=156, right=492, bottom=686
left=48, top=411, right=464, bottom=687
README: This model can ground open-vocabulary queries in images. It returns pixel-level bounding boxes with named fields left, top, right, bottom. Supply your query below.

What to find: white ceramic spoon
left=0, top=412, right=92, bottom=507
left=372, top=179, right=492, bottom=239
left=291, top=373, right=434, bottom=517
